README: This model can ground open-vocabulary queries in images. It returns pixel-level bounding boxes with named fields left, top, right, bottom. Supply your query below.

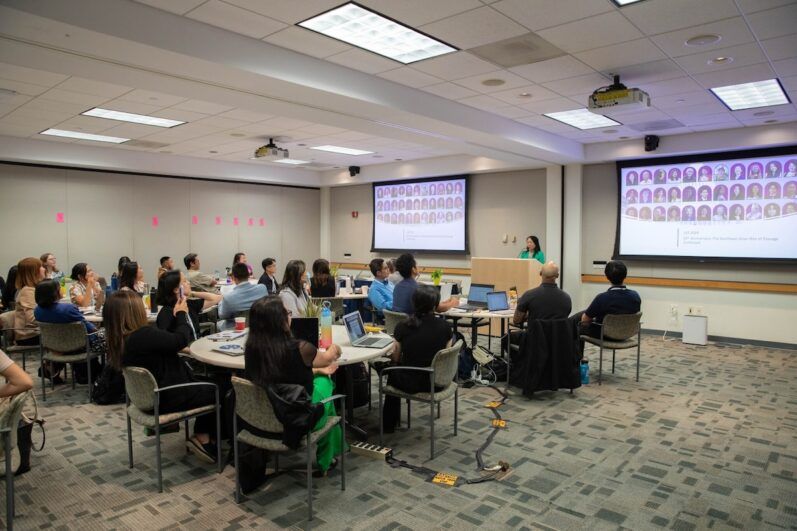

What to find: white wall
left=581, top=163, right=797, bottom=345
left=0, top=162, right=320, bottom=285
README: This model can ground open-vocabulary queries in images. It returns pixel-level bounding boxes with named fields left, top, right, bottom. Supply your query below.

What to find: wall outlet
left=669, top=304, right=678, bottom=322
left=694, top=306, right=704, bottom=315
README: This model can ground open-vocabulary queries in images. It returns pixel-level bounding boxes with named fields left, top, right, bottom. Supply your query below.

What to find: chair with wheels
left=579, top=312, right=642, bottom=384
left=38, top=322, right=103, bottom=402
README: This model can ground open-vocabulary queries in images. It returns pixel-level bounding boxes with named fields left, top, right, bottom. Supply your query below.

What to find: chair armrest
left=318, top=393, right=346, bottom=406
left=154, top=381, right=218, bottom=394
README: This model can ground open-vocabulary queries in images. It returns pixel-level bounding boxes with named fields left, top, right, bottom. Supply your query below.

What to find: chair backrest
left=235, top=309, right=250, bottom=326
left=602, top=312, right=642, bottom=341
left=431, top=339, right=463, bottom=387
left=39, top=322, right=87, bottom=352
left=0, top=390, right=31, bottom=453
left=231, top=376, right=283, bottom=434
left=123, top=367, right=157, bottom=411
left=0, top=311, right=13, bottom=347
left=383, top=309, right=409, bottom=335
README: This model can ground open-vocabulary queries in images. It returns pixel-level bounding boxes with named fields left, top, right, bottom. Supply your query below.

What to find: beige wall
left=329, top=170, right=547, bottom=268
left=0, top=163, right=320, bottom=285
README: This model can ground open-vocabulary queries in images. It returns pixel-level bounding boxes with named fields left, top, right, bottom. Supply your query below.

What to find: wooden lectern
left=471, top=257, right=542, bottom=294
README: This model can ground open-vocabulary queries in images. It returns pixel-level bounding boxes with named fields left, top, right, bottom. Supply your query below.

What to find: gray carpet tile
left=4, top=336, right=797, bottom=530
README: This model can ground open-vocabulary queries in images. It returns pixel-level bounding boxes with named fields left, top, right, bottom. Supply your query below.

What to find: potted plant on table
left=430, top=268, right=443, bottom=286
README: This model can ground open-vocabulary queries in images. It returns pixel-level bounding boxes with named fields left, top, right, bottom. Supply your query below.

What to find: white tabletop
left=189, top=324, right=393, bottom=370
left=83, top=307, right=158, bottom=324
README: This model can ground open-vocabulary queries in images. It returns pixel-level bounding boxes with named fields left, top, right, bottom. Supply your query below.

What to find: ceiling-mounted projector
left=588, top=75, right=650, bottom=115
left=254, top=138, right=289, bottom=161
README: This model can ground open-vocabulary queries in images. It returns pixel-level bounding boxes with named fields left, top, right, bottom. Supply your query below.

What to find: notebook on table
left=343, top=311, right=393, bottom=348
left=212, top=343, right=245, bottom=356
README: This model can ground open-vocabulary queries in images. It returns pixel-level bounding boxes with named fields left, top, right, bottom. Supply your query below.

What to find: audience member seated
left=117, top=256, right=131, bottom=277
left=13, top=257, right=45, bottom=347
left=243, top=296, right=343, bottom=477
left=233, top=252, right=253, bottom=278
left=367, top=258, right=393, bottom=314
left=518, top=235, right=545, bottom=264
left=70, top=262, right=105, bottom=309
left=279, top=260, right=310, bottom=317
left=40, top=252, right=64, bottom=282
left=381, top=285, right=452, bottom=433
left=105, top=290, right=219, bottom=463
left=391, top=253, right=458, bottom=314
left=1, top=265, right=15, bottom=310
left=218, top=263, right=267, bottom=329
left=34, top=279, right=103, bottom=383
left=310, top=259, right=336, bottom=298
left=157, top=256, right=173, bottom=280
left=257, top=257, right=279, bottom=295
left=156, top=270, right=220, bottom=339
left=508, top=262, right=571, bottom=350
left=386, top=258, right=401, bottom=286
left=577, top=261, right=641, bottom=350
left=184, top=253, right=217, bottom=293
left=119, top=261, right=146, bottom=295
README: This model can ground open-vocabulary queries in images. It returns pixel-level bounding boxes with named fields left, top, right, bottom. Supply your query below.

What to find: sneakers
left=187, top=436, right=217, bottom=464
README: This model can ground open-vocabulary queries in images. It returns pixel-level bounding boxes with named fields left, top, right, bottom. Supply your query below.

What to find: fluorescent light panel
left=40, top=128, right=129, bottom=143
left=311, top=145, right=374, bottom=155
left=544, top=108, right=621, bottom=130
left=82, top=107, right=185, bottom=128
left=274, top=158, right=311, bottom=165
left=710, top=79, right=790, bottom=111
left=298, top=2, right=457, bottom=64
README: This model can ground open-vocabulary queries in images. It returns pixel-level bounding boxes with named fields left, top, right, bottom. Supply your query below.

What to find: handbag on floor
left=15, top=392, right=45, bottom=476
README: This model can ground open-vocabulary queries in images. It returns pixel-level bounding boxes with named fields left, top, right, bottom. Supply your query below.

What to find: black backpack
left=455, top=331, right=475, bottom=380
left=266, top=383, right=324, bottom=449
left=91, top=365, right=125, bottom=405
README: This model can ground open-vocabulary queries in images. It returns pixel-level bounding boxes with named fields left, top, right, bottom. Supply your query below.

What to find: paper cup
left=234, top=317, right=246, bottom=331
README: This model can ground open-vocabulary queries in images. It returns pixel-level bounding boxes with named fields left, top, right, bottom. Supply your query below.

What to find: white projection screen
left=615, top=146, right=797, bottom=262
left=372, top=175, right=468, bottom=253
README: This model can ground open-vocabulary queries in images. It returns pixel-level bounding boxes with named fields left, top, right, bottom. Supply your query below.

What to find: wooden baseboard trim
left=580, top=274, right=797, bottom=294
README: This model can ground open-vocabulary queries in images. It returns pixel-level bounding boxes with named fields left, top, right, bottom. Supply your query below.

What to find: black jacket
left=510, top=318, right=581, bottom=396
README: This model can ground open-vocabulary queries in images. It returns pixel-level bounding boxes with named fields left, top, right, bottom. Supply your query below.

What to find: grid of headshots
left=375, top=180, right=465, bottom=225
left=622, top=158, right=797, bottom=223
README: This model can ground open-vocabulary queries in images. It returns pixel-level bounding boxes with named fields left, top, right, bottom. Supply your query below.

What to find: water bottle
left=149, top=286, right=158, bottom=314
left=111, top=272, right=118, bottom=291
left=580, top=359, right=590, bottom=385
left=59, top=276, right=66, bottom=299
left=320, top=301, right=333, bottom=349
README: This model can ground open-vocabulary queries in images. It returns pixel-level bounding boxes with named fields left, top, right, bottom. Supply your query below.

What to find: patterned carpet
left=4, top=336, right=797, bottom=530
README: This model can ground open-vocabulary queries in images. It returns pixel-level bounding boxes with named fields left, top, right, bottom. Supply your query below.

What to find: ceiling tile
left=452, top=69, right=532, bottom=94
left=607, top=109, right=670, bottom=124
left=421, top=82, right=480, bottom=99
left=607, top=59, right=686, bottom=85
left=99, top=99, right=164, bottom=115
left=537, top=12, right=643, bottom=54
left=773, top=58, right=797, bottom=78
left=378, top=67, right=442, bottom=88
left=193, top=116, right=251, bottom=130
left=490, top=105, right=530, bottom=118
left=412, top=52, right=498, bottom=79
left=38, top=88, right=109, bottom=107
left=0, top=78, right=51, bottom=97
left=185, top=0, right=286, bottom=39
left=419, top=6, right=528, bottom=49
left=55, top=77, right=131, bottom=98
left=518, top=96, right=582, bottom=114
left=134, top=0, right=207, bottom=15
left=215, top=108, right=274, bottom=122
left=222, top=0, right=349, bottom=24
left=619, top=0, right=740, bottom=35
left=170, top=99, right=235, bottom=114
left=650, top=17, right=755, bottom=59
left=102, top=122, right=166, bottom=139
left=258, top=116, right=315, bottom=130
left=514, top=114, right=576, bottom=133
left=0, top=122, right=43, bottom=137
left=491, top=0, right=614, bottom=31
left=746, top=3, right=797, bottom=40
left=0, top=63, right=68, bottom=87
left=652, top=90, right=720, bottom=109
left=15, top=97, right=90, bottom=116
left=641, top=77, right=704, bottom=97
left=760, top=34, right=797, bottom=61
left=117, top=89, right=187, bottom=107
left=575, top=38, right=666, bottom=72
left=691, top=63, right=777, bottom=88
left=153, top=108, right=210, bottom=122
left=674, top=43, right=767, bottom=75
left=263, top=26, right=350, bottom=58
left=542, top=72, right=612, bottom=96
left=674, top=111, right=739, bottom=127
left=490, top=83, right=559, bottom=104
left=50, top=115, right=118, bottom=133
left=457, top=94, right=512, bottom=111
left=735, top=0, right=797, bottom=14
left=326, top=49, right=398, bottom=74
left=665, top=100, right=730, bottom=118
left=361, top=0, right=483, bottom=27
left=509, top=56, right=594, bottom=83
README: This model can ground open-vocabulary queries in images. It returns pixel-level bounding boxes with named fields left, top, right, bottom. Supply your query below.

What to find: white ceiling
left=0, top=0, right=795, bottom=184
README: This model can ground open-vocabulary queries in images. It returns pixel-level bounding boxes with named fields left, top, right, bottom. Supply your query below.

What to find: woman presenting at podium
left=518, top=235, right=545, bottom=264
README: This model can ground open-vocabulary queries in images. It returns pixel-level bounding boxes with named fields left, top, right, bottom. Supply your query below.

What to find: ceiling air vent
left=470, top=33, right=565, bottom=69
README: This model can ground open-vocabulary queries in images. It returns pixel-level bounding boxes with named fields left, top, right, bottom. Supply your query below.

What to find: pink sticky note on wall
left=247, top=218, right=254, bottom=226
left=151, top=216, right=159, bottom=227
left=259, top=218, right=265, bottom=227
left=215, top=216, right=222, bottom=225
left=233, top=217, right=239, bottom=226
left=191, top=215, right=198, bottom=225
left=56, top=212, right=65, bottom=223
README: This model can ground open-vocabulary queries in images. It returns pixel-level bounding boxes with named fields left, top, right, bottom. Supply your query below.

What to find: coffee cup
left=235, top=317, right=246, bottom=331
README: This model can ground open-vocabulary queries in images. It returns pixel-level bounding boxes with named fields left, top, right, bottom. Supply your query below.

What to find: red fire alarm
left=352, top=211, right=359, bottom=218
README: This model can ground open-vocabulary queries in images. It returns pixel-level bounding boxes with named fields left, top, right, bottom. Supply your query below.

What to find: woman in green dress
left=244, top=296, right=344, bottom=475
left=518, top=235, right=545, bottom=264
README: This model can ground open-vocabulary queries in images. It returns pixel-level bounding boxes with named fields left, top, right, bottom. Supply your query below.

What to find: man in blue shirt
left=218, top=263, right=267, bottom=329
left=391, top=253, right=459, bottom=314
left=367, top=258, right=393, bottom=314
left=579, top=260, right=641, bottom=339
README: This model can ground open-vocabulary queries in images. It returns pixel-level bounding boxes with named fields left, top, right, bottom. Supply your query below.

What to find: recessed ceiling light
left=297, top=143, right=307, bottom=147
left=544, top=108, right=622, bottom=130
left=274, top=158, right=311, bottom=165
left=518, top=92, right=532, bottom=98
left=481, top=78, right=505, bottom=87
left=230, top=132, right=246, bottom=137
left=208, top=150, right=218, bottom=154
left=394, top=158, right=403, bottom=161
left=619, top=136, right=630, bottom=140
left=708, top=56, right=732, bottom=65
left=298, top=2, right=457, bottom=64
left=373, top=155, right=384, bottom=158
left=603, top=129, right=618, bottom=134
left=710, top=79, right=790, bottom=111
left=81, top=108, right=185, bottom=128
left=753, top=110, right=775, bottom=117
left=675, top=99, right=686, bottom=104
left=764, top=119, right=778, bottom=124
left=40, top=128, right=129, bottom=143
left=310, top=145, right=374, bottom=155
left=685, top=34, right=721, bottom=47
left=610, top=0, right=648, bottom=5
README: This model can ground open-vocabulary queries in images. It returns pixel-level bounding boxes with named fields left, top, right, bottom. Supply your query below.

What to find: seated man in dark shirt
left=508, top=262, right=571, bottom=349
left=579, top=260, right=641, bottom=341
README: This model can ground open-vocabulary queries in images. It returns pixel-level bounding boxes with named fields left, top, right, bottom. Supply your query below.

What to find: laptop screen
left=343, top=311, right=366, bottom=342
left=468, top=284, right=494, bottom=304
left=487, top=291, right=509, bottom=311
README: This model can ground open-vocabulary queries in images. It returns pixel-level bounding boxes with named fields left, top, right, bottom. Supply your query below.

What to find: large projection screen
left=615, top=146, right=797, bottom=262
left=372, top=175, right=468, bottom=253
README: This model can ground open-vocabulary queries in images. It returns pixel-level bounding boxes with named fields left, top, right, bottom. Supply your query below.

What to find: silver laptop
left=343, top=311, right=393, bottom=348
left=486, top=291, right=514, bottom=315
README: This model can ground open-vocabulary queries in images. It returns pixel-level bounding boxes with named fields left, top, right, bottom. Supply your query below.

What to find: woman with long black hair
left=279, top=260, right=310, bottom=316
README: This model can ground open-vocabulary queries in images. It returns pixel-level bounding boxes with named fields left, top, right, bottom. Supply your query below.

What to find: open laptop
left=291, top=317, right=320, bottom=347
left=486, top=291, right=515, bottom=315
left=343, top=311, right=393, bottom=348
left=459, top=283, right=494, bottom=310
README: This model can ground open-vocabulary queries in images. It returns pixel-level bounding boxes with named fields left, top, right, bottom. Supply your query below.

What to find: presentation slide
left=617, top=151, right=797, bottom=261
left=372, top=176, right=468, bottom=252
